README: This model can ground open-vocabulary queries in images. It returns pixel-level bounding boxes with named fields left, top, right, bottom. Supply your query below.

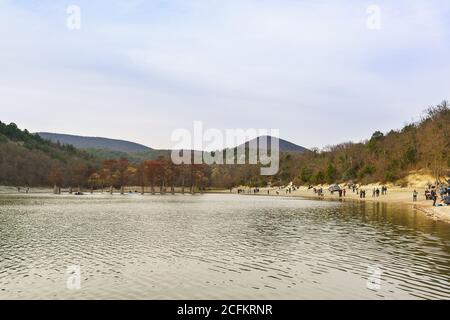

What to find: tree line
left=271, top=101, right=450, bottom=187
left=1, top=102, right=449, bottom=190
left=49, top=157, right=210, bottom=194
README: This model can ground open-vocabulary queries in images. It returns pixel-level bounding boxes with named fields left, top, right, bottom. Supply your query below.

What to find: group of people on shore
left=237, top=185, right=301, bottom=196
left=351, top=185, right=387, bottom=200
left=313, top=187, right=324, bottom=197
left=237, top=187, right=261, bottom=194
left=354, top=186, right=388, bottom=198
left=272, top=185, right=297, bottom=195
left=371, top=186, right=387, bottom=197
left=16, top=187, right=30, bottom=193
left=422, top=185, right=450, bottom=206
left=311, top=184, right=391, bottom=200
left=235, top=182, right=450, bottom=209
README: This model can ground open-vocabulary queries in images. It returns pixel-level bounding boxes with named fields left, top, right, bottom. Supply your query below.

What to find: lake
left=0, top=193, right=449, bottom=299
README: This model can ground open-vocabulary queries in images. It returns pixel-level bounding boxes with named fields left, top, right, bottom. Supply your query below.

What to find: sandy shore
left=0, top=186, right=53, bottom=194
left=232, top=185, right=450, bottom=223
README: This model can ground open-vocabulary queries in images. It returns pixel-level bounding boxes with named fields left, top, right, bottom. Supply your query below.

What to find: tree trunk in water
left=110, top=186, right=113, bottom=195
left=58, top=187, right=61, bottom=194
left=141, top=185, right=145, bottom=195
left=69, top=187, right=73, bottom=194
left=53, top=185, right=58, bottom=194
left=120, top=186, right=125, bottom=195
left=151, top=181, right=155, bottom=195
left=171, top=184, right=175, bottom=195
left=91, top=186, right=94, bottom=194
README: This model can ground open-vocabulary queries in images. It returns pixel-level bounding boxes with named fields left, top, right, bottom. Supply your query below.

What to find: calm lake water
left=0, top=193, right=449, bottom=300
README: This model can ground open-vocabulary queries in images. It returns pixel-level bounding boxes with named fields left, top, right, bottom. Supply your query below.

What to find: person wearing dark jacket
left=413, top=190, right=418, bottom=202
left=432, top=190, right=437, bottom=206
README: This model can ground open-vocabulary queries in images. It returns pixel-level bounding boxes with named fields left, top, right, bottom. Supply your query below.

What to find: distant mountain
left=236, top=136, right=308, bottom=153
left=35, top=132, right=308, bottom=164
left=36, top=132, right=153, bottom=153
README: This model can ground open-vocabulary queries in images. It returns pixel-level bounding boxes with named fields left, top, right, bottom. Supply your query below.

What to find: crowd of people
left=235, top=182, right=450, bottom=209
left=424, top=184, right=450, bottom=207
left=310, top=184, right=390, bottom=199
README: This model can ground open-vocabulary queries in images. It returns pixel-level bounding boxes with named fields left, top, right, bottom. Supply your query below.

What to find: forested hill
left=36, top=132, right=153, bottom=153
left=0, top=122, right=96, bottom=186
left=236, top=136, right=308, bottom=153
left=271, top=102, right=450, bottom=187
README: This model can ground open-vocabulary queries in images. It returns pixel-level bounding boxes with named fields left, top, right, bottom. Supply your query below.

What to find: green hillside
left=0, top=122, right=97, bottom=187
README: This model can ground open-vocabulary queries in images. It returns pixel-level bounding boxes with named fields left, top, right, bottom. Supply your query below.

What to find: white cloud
left=0, top=0, right=449, bottom=149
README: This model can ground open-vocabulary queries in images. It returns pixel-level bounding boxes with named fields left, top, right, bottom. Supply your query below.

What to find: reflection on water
left=0, top=194, right=449, bottom=299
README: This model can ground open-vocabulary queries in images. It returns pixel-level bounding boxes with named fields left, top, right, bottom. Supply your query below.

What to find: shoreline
left=1, top=185, right=449, bottom=223
left=231, top=186, right=450, bottom=223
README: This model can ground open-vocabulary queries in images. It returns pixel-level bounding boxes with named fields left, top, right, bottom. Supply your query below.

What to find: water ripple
left=0, top=194, right=449, bottom=299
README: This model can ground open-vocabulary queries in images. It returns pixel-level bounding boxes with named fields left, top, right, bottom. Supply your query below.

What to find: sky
left=0, top=0, right=449, bottom=150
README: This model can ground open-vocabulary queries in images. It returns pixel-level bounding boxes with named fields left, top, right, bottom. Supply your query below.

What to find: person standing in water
left=413, top=190, right=418, bottom=202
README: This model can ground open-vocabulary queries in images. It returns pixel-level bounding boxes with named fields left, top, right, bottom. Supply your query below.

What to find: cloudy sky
left=0, top=0, right=449, bottom=149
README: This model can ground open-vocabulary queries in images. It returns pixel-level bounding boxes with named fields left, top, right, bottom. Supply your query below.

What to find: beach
left=232, top=185, right=450, bottom=223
